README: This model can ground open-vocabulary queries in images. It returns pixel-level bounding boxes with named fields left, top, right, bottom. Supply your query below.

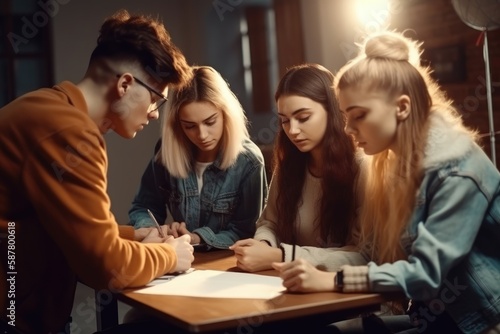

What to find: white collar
left=423, top=111, right=476, bottom=170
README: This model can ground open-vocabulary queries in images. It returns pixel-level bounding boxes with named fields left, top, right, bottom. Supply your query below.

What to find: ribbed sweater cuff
left=342, top=265, right=370, bottom=292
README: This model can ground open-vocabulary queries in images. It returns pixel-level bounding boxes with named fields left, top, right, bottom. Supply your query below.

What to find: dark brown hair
left=273, top=64, right=359, bottom=246
left=90, top=9, right=191, bottom=88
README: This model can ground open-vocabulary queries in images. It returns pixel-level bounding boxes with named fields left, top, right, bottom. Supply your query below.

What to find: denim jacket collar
left=194, top=147, right=225, bottom=172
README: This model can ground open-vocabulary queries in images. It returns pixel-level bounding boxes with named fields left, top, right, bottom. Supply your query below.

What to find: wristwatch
left=335, top=269, right=344, bottom=291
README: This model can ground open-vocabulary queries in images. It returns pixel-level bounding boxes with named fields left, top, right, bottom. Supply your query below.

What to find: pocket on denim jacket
left=212, top=195, right=238, bottom=214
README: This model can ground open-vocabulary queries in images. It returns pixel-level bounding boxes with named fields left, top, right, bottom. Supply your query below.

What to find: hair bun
left=362, top=31, right=422, bottom=67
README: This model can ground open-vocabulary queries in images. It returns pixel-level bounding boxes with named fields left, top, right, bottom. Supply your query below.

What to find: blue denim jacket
left=368, top=113, right=500, bottom=334
left=129, top=138, right=268, bottom=249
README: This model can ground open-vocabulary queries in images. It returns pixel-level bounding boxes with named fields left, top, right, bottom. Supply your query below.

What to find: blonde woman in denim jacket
left=273, top=32, right=500, bottom=334
left=129, top=66, right=268, bottom=250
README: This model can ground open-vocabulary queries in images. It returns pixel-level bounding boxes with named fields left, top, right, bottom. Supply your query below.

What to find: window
left=0, top=0, right=54, bottom=107
left=240, top=0, right=305, bottom=115
left=241, top=6, right=278, bottom=114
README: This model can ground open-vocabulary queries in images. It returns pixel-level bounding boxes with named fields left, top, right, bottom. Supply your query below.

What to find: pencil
left=147, top=209, right=165, bottom=238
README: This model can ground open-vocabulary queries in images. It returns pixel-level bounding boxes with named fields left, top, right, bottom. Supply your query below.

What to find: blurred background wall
left=1, top=0, right=499, bottom=225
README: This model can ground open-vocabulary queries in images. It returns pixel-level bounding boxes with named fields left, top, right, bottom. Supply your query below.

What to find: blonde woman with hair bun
left=273, top=31, right=500, bottom=334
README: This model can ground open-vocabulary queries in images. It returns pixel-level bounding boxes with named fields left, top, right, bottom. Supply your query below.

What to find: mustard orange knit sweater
left=0, top=82, right=177, bottom=333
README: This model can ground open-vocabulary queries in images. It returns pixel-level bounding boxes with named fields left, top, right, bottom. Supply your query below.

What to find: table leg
left=95, top=289, right=118, bottom=331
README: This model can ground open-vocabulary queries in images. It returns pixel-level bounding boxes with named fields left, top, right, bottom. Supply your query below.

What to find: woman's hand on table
left=230, top=238, right=282, bottom=272
left=272, top=259, right=335, bottom=293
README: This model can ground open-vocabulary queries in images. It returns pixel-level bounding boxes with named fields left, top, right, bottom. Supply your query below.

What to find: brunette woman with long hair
left=231, top=64, right=366, bottom=272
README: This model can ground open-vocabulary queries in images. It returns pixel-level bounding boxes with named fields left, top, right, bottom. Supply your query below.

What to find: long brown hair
left=273, top=64, right=359, bottom=246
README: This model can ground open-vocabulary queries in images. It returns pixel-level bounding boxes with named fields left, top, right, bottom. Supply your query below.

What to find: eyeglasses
left=116, top=74, right=168, bottom=112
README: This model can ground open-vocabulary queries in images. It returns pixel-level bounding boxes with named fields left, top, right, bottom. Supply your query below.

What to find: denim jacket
left=129, top=138, right=268, bottom=249
left=368, top=112, right=500, bottom=334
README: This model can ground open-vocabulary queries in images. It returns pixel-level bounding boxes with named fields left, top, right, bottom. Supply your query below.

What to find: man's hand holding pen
left=133, top=225, right=194, bottom=273
left=140, top=228, right=194, bottom=273
left=133, top=209, right=195, bottom=273
left=165, top=234, right=194, bottom=273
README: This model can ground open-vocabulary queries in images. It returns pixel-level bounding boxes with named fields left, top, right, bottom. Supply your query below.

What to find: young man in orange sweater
left=0, top=10, right=194, bottom=334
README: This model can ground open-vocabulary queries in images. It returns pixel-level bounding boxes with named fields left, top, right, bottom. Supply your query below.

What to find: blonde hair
left=335, top=31, right=467, bottom=264
left=160, top=66, right=249, bottom=178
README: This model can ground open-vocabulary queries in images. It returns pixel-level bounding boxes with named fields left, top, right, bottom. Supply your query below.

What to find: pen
left=147, top=209, right=165, bottom=238
left=292, top=244, right=296, bottom=261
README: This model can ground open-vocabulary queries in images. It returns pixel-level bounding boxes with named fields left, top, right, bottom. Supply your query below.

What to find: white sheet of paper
left=136, top=270, right=286, bottom=299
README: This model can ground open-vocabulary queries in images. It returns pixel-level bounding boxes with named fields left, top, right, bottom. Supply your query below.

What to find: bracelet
left=260, top=240, right=272, bottom=247
left=335, top=269, right=344, bottom=291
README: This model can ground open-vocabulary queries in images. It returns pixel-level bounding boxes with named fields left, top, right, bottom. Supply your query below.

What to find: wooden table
left=112, top=250, right=388, bottom=333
